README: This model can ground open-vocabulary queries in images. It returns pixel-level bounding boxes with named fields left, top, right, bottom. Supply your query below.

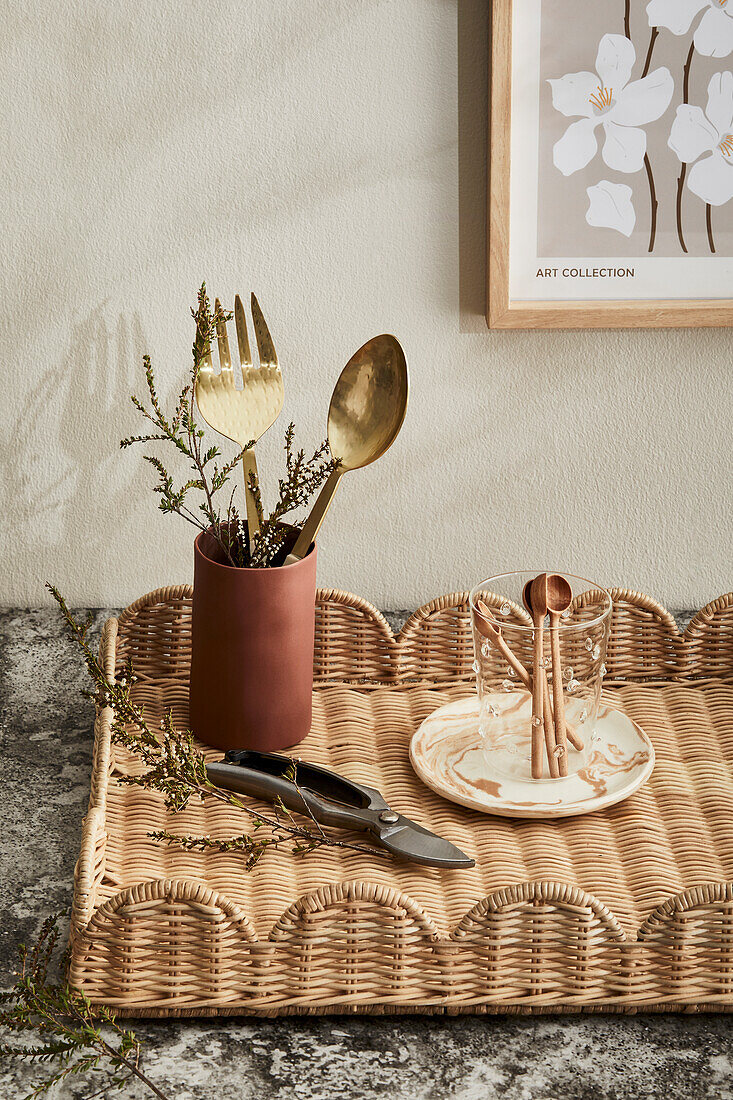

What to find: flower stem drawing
left=642, top=26, right=660, bottom=78
left=707, top=202, right=716, bottom=251
left=643, top=153, right=659, bottom=249
left=682, top=41, right=694, bottom=106
left=676, top=41, right=696, bottom=253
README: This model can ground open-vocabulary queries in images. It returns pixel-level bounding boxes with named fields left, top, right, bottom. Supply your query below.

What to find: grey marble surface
left=1, top=605, right=731, bottom=1100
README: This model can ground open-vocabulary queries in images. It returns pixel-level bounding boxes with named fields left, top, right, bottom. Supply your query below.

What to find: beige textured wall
left=1, top=0, right=730, bottom=610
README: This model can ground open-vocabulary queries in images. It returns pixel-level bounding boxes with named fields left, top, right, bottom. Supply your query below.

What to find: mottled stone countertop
left=1, top=606, right=732, bottom=1100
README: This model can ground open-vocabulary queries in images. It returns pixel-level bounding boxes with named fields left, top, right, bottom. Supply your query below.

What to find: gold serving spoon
left=195, top=294, right=284, bottom=554
left=284, top=334, right=409, bottom=564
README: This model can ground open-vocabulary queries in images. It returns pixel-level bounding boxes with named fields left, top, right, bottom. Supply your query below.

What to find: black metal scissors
left=205, top=749, right=474, bottom=869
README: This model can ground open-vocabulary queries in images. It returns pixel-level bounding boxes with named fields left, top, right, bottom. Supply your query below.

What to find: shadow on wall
left=0, top=309, right=148, bottom=579
left=458, top=0, right=489, bottom=329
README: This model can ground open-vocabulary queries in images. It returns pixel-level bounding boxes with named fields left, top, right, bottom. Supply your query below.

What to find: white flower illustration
left=669, top=71, right=733, bottom=203
left=586, top=181, right=636, bottom=235
left=549, top=33, right=674, bottom=176
left=647, top=0, right=733, bottom=59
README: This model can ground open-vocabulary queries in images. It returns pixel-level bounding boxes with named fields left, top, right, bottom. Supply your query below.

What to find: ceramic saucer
left=409, top=695, right=654, bottom=819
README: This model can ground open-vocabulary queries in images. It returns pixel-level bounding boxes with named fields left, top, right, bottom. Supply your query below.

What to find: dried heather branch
left=0, top=913, right=169, bottom=1099
left=121, top=287, right=243, bottom=563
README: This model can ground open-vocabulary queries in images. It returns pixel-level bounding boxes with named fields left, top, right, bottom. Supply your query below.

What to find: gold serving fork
left=195, top=293, right=284, bottom=553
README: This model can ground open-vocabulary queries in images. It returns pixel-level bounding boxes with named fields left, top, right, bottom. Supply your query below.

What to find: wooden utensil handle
left=242, top=449, right=261, bottom=542
left=549, top=615, right=569, bottom=777
left=565, top=721, right=583, bottom=751
left=531, top=614, right=544, bottom=779
left=540, top=672, right=559, bottom=778
left=474, top=608, right=529, bottom=685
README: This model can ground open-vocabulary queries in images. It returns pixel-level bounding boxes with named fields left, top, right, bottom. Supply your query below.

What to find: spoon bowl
left=327, top=334, right=409, bottom=471
left=546, top=573, right=572, bottom=616
left=285, top=335, right=408, bottom=562
left=521, top=580, right=535, bottom=622
left=529, top=573, right=549, bottom=622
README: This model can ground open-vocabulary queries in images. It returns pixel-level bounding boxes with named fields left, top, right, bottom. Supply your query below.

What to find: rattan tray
left=70, top=585, right=733, bottom=1016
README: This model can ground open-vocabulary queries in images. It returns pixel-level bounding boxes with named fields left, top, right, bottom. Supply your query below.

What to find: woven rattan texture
left=70, top=586, right=733, bottom=1015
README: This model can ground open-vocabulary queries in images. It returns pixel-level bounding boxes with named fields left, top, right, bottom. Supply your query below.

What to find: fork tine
left=251, top=293, right=278, bottom=367
left=214, top=297, right=232, bottom=371
left=234, top=294, right=252, bottom=367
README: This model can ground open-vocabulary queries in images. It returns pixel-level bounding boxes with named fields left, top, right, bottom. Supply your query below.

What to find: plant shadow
left=0, top=307, right=149, bottom=591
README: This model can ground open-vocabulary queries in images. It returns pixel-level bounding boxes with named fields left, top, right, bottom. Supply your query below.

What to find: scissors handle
left=205, top=749, right=389, bottom=833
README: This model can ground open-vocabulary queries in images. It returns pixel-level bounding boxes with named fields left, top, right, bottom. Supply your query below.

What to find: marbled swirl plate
left=409, top=696, right=655, bottom=819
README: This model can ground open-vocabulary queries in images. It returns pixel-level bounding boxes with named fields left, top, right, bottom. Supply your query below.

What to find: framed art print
left=488, top=0, right=733, bottom=328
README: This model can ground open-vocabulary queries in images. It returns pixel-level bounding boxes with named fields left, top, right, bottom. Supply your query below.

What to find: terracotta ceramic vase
left=189, top=527, right=317, bottom=752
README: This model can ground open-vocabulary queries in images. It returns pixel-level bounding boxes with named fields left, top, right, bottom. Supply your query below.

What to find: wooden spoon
left=532, top=573, right=572, bottom=777
left=522, top=581, right=558, bottom=779
left=475, top=601, right=533, bottom=685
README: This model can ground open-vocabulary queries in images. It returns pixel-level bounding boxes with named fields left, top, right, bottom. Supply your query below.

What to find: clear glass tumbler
left=469, top=571, right=612, bottom=783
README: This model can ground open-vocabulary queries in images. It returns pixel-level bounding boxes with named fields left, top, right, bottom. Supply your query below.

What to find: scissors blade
left=375, top=815, right=474, bottom=868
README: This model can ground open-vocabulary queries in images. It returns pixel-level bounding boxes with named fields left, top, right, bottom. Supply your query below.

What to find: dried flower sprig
left=47, top=585, right=383, bottom=865
left=121, top=284, right=337, bottom=568
left=121, top=285, right=241, bottom=564
left=0, top=913, right=170, bottom=1100
left=242, top=424, right=334, bottom=567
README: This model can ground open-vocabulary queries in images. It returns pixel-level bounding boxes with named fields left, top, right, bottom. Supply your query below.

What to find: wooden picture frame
left=487, top=1, right=733, bottom=329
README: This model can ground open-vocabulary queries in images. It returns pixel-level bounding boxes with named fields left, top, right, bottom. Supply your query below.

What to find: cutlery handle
left=242, top=449, right=261, bottom=542
left=285, top=468, right=343, bottom=563
left=531, top=613, right=544, bottom=779
left=540, top=672, right=560, bottom=778
left=549, top=612, right=569, bottom=777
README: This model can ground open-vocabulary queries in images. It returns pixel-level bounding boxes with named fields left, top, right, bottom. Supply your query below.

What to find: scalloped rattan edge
left=69, top=585, right=733, bottom=1015
left=114, top=583, right=733, bottom=683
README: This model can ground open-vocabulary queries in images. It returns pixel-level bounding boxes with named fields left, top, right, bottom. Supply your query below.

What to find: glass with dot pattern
left=469, top=571, right=612, bottom=782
